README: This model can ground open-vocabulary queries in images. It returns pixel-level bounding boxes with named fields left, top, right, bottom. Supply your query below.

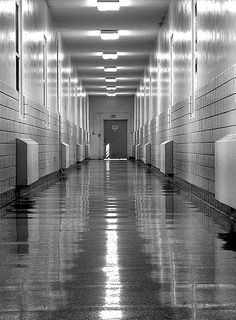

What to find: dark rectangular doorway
left=104, top=120, right=127, bottom=159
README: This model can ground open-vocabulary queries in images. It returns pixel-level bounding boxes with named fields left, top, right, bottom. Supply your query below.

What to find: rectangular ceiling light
left=106, top=86, right=117, bottom=90
left=104, top=66, right=117, bottom=72
left=97, top=0, right=120, bottom=12
left=102, top=52, right=118, bottom=60
left=107, top=93, right=117, bottom=97
left=100, top=30, right=119, bottom=40
left=105, top=77, right=117, bottom=83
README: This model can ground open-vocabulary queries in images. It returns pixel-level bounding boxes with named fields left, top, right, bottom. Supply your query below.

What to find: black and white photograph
left=0, top=0, right=236, bottom=319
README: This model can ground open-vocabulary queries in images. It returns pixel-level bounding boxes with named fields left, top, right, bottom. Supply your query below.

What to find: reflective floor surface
left=0, top=160, right=236, bottom=320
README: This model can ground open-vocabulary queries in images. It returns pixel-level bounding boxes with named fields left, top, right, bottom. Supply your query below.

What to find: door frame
left=103, top=119, right=128, bottom=159
left=100, top=112, right=131, bottom=159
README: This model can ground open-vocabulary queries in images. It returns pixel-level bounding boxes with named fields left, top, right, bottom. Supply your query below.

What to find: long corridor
left=0, top=161, right=236, bottom=320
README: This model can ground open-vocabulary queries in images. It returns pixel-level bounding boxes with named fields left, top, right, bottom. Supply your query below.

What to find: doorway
left=104, top=120, right=127, bottom=159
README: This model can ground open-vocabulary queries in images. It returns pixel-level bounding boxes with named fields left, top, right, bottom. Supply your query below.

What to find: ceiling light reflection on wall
left=105, top=77, right=117, bottom=83
left=104, top=66, right=117, bottom=72
left=102, top=52, right=118, bottom=60
left=78, top=92, right=86, bottom=97
left=71, top=78, right=78, bottom=84
left=97, top=0, right=120, bottom=11
left=137, top=92, right=144, bottom=97
left=62, top=67, right=72, bottom=74
left=100, top=30, right=119, bottom=40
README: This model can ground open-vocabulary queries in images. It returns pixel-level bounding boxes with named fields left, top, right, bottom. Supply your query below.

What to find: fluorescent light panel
left=102, top=52, right=118, bottom=60
left=105, top=77, right=117, bottom=83
left=100, top=30, right=119, bottom=40
left=107, top=93, right=116, bottom=97
left=106, top=86, right=117, bottom=90
left=97, top=0, right=120, bottom=11
left=104, top=66, right=117, bottom=72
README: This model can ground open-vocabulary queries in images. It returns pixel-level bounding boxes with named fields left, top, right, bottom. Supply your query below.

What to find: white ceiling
left=47, top=0, right=170, bottom=95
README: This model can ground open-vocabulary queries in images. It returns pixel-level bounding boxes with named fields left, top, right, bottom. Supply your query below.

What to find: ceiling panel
left=47, top=0, right=170, bottom=96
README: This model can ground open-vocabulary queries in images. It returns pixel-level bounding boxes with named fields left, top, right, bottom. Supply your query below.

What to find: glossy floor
left=0, top=160, right=236, bottom=320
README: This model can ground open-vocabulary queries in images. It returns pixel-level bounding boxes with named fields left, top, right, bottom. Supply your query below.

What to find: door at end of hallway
left=104, top=120, right=127, bottom=159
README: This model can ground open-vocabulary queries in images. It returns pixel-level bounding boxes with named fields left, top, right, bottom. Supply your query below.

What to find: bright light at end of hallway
left=106, top=143, right=110, bottom=158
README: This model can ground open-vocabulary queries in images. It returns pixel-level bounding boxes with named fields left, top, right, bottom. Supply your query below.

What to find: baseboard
left=0, top=189, right=16, bottom=209
left=134, top=160, right=236, bottom=223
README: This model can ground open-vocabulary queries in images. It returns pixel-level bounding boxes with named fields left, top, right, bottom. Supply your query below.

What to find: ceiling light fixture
left=104, top=66, right=117, bottom=72
left=107, top=93, right=116, bottom=97
left=100, top=30, right=119, bottom=40
left=97, top=0, right=120, bottom=12
left=106, top=86, right=117, bottom=90
left=105, top=77, right=117, bottom=83
left=102, top=52, right=118, bottom=60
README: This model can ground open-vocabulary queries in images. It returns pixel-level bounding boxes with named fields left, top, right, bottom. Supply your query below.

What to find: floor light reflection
left=100, top=229, right=123, bottom=319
